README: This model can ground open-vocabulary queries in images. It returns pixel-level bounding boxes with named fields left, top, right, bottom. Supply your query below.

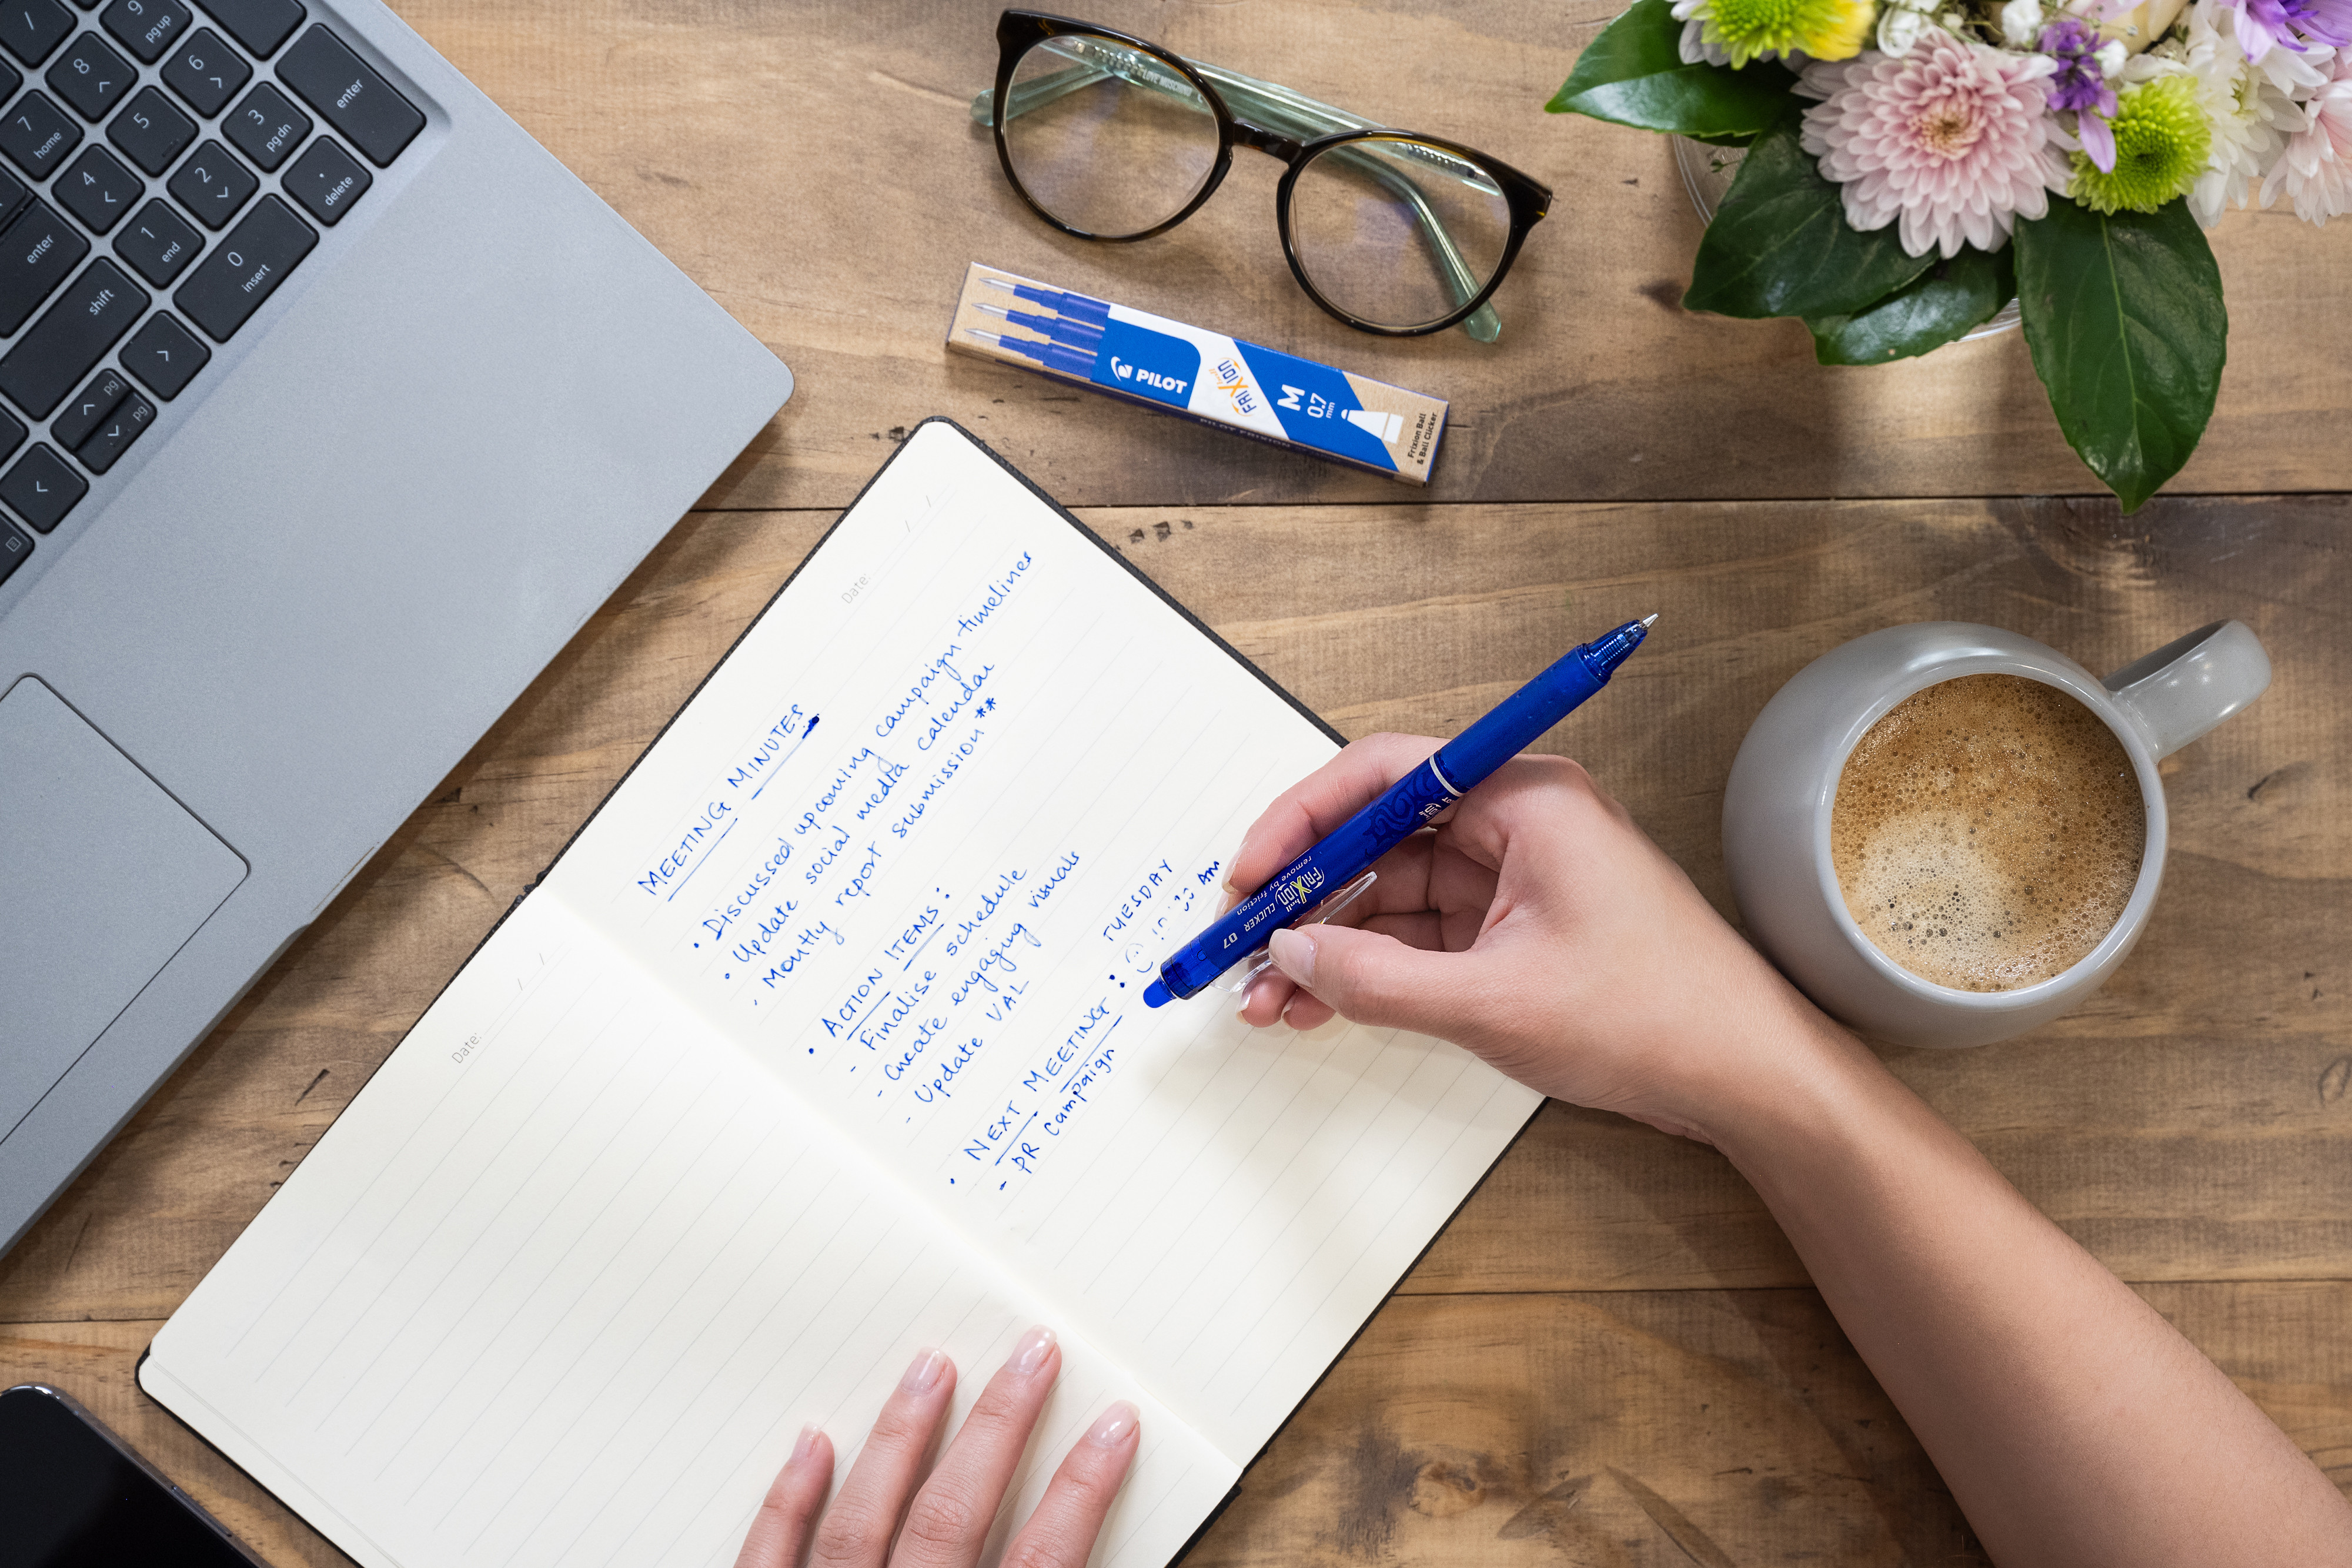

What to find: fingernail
left=1222, top=835, right=1252, bottom=892
left=1268, top=927, right=1315, bottom=985
left=901, top=1348, right=947, bottom=1392
left=1234, top=976, right=1259, bottom=1018
left=1087, top=1401, right=1139, bottom=1447
left=1011, top=1325, right=1057, bottom=1376
left=790, top=1423, right=822, bottom=1464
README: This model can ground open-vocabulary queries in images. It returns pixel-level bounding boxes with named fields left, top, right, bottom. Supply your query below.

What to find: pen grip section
left=1160, top=757, right=1455, bottom=998
left=1436, top=646, right=1605, bottom=785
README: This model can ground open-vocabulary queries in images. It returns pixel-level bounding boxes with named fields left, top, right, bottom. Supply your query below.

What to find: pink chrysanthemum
left=2261, top=49, right=2352, bottom=222
left=1799, top=34, right=2073, bottom=258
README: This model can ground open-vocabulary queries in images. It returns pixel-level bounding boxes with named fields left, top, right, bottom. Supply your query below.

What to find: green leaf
left=1683, top=109, right=1936, bottom=320
left=1805, top=245, right=2016, bottom=365
left=1547, top=0, right=1797, bottom=139
left=2014, top=198, right=2226, bottom=513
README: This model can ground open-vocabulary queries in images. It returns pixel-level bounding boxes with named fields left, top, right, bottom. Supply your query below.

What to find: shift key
left=175, top=195, right=313, bottom=342
left=0, top=259, right=146, bottom=419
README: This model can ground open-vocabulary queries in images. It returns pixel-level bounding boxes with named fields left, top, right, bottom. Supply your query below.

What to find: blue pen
left=965, top=329, right=1099, bottom=379
left=973, top=299, right=1105, bottom=349
left=1144, top=614, right=1658, bottom=1007
left=982, top=274, right=1112, bottom=327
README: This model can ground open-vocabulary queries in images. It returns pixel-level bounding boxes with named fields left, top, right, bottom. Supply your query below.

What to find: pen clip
left=1222, top=870, right=1379, bottom=994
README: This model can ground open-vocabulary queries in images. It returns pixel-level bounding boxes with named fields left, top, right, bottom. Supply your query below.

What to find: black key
left=48, top=363, right=123, bottom=448
left=106, top=83, right=193, bottom=174
left=0, top=443, right=84, bottom=529
left=46, top=29, right=131, bottom=119
left=0, top=200, right=89, bottom=335
left=54, top=143, right=137, bottom=233
left=118, top=307, right=203, bottom=396
left=276, top=26, right=417, bottom=166
left=1, top=0, right=74, bottom=66
left=112, top=195, right=198, bottom=285
left=0, top=521, right=29, bottom=586
left=99, top=0, right=186, bottom=63
left=196, top=0, right=295, bottom=57
left=0, top=404, right=23, bottom=462
left=160, top=25, right=245, bottom=116
left=282, top=133, right=365, bottom=226
left=0, top=163, right=28, bottom=230
left=219, top=78, right=301, bottom=169
left=173, top=193, right=305, bottom=340
left=166, top=137, right=252, bottom=228
left=0, top=90, right=82, bottom=178
left=0, top=56, right=18, bottom=102
left=72, top=386, right=148, bottom=471
left=0, top=259, right=146, bottom=417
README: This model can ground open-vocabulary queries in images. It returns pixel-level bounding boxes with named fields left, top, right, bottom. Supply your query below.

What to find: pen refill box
left=948, top=263, right=1448, bottom=484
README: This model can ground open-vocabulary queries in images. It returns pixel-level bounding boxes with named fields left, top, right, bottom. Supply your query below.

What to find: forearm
left=1708, top=1001, right=2352, bottom=1567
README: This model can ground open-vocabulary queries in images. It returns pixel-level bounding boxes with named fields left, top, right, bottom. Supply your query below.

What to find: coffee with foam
left=1830, top=674, right=2144, bottom=993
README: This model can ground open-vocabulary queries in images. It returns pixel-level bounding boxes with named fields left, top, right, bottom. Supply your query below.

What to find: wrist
left=1675, top=977, right=1901, bottom=1173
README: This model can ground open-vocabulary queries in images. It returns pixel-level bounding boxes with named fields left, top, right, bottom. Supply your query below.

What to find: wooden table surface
left=5, top=2, right=2348, bottom=1563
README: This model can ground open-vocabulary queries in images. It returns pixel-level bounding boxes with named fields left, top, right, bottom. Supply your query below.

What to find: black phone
left=0, top=1383, right=268, bottom=1566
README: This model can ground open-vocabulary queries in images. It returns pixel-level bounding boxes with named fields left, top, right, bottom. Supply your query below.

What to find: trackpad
left=0, top=678, right=245, bottom=1139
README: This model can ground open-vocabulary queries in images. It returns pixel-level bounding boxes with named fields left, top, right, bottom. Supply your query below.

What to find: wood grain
left=4, top=492, right=2340, bottom=1321
left=380, top=0, right=2352, bottom=509
left=14, top=1282, right=2342, bottom=1567
left=4, top=4, right=2348, bottom=1554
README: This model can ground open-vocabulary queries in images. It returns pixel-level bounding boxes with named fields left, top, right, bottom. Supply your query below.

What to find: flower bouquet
left=1549, top=0, right=2348, bottom=508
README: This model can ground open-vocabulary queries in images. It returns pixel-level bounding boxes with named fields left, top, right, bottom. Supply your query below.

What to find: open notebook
left=142, top=420, right=1542, bottom=1568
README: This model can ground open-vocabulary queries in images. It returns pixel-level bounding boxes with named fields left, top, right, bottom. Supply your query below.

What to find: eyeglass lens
left=1287, top=139, right=1514, bottom=332
left=1002, top=36, right=1221, bottom=239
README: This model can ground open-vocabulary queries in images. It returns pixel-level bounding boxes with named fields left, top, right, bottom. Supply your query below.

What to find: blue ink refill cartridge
left=948, top=263, right=1448, bottom=485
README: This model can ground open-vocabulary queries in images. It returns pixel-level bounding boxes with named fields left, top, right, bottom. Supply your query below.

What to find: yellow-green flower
left=2070, top=73, right=2213, bottom=213
left=1701, top=0, right=1874, bottom=63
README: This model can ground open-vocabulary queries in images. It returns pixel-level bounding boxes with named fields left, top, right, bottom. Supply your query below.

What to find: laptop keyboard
left=0, top=0, right=420, bottom=585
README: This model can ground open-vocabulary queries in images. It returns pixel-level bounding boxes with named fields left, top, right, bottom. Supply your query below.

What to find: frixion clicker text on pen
left=949, top=263, right=1448, bottom=484
left=1143, top=616, right=1659, bottom=1007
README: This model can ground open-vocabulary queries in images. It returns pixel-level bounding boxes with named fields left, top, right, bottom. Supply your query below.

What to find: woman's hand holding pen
left=1228, top=732, right=1836, bottom=1145
left=1230, top=735, right=2352, bottom=1566
left=733, top=1328, right=1138, bottom=1568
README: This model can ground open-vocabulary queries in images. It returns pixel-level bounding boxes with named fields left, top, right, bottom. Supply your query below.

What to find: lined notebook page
left=147, top=421, right=1538, bottom=1566
left=144, top=899, right=1236, bottom=1568
left=542, top=423, right=1538, bottom=1457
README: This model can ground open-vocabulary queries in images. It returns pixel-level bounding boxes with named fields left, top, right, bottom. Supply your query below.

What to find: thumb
left=1267, top=924, right=1489, bottom=1042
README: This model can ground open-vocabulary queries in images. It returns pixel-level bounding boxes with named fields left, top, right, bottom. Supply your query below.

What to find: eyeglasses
left=971, top=11, right=1552, bottom=341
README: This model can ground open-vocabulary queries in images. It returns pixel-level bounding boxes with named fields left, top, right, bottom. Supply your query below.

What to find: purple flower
left=2219, top=0, right=2352, bottom=59
left=2039, top=15, right=2119, bottom=169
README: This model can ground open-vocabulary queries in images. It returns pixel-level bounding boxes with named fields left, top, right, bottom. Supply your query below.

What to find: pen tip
left=1143, top=980, right=1172, bottom=1009
left=1640, top=613, right=1658, bottom=628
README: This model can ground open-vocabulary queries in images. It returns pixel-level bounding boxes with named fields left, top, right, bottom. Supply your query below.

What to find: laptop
left=0, top=0, right=793, bottom=1253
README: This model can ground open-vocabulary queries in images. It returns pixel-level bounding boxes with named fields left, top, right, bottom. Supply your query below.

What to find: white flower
left=2176, top=1, right=2298, bottom=222
left=2002, top=0, right=2048, bottom=42
left=2251, top=38, right=2334, bottom=96
left=2260, top=47, right=2352, bottom=221
left=1880, top=6, right=1935, bottom=53
left=2096, top=38, right=2130, bottom=73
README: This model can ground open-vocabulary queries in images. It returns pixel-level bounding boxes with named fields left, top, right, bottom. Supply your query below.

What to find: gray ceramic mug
left=1722, top=621, right=2271, bottom=1048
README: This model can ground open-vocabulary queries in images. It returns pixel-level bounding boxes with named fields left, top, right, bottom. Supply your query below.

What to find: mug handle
left=2101, top=620, right=2271, bottom=760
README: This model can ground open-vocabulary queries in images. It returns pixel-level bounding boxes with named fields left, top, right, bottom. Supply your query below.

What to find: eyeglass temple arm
left=972, top=59, right=1505, bottom=343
